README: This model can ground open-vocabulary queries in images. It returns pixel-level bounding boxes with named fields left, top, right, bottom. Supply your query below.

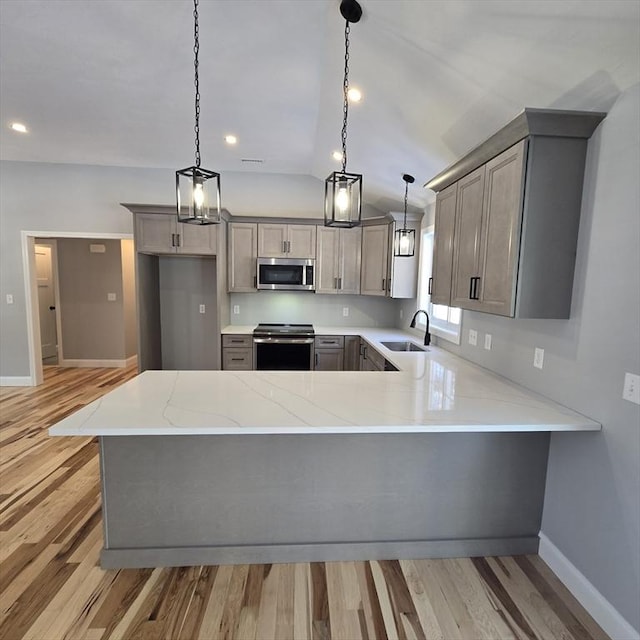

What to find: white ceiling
left=1, top=0, right=638, bottom=212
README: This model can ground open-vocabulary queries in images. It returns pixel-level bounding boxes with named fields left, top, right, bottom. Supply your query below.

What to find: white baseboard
left=125, top=354, right=138, bottom=367
left=539, top=532, right=639, bottom=640
left=0, top=376, right=34, bottom=387
left=59, top=357, right=134, bottom=368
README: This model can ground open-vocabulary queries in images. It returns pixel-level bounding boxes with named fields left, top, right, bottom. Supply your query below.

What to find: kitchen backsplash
left=229, top=292, right=399, bottom=328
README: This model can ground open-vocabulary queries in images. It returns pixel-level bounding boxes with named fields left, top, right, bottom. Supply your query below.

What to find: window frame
left=413, top=225, right=462, bottom=345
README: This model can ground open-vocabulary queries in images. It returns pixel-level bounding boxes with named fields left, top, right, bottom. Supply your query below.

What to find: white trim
left=0, top=376, right=33, bottom=387
left=538, top=532, right=640, bottom=640
left=21, top=230, right=134, bottom=387
left=59, top=358, right=134, bottom=369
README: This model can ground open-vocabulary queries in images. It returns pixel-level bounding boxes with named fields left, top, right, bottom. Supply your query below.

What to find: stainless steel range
left=253, top=323, right=315, bottom=371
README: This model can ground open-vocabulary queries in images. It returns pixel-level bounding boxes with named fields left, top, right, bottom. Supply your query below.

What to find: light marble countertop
left=49, top=327, right=600, bottom=436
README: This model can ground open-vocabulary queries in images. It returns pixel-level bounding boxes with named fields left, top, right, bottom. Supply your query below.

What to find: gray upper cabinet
left=316, top=226, right=362, bottom=294
left=360, top=224, right=390, bottom=296
left=431, top=183, right=457, bottom=306
left=427, top=108, right=606, bottom=319
left=228, top=223, right=258, bottom=292
left=135, top=213, right=217, bottom=256
left=257, top=223, right=316, bottom=259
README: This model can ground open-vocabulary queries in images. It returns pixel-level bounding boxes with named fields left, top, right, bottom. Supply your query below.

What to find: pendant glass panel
left=324, top=171, right=362, bottom=228
left=394, top=228, right=415, bottom=257
left=176, top=166, right=221, bottom=225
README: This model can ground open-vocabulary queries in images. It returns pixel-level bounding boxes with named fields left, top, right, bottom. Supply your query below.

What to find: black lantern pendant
left=176, top=0, right=221, bottom=225
left=394, top=174, right=416, bottom=257
left=324, top=0, right=363, bottom=228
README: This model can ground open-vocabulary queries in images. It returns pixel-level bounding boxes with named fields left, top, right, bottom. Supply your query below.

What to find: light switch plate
left=343, top=307, right=349, bottom=317
left=107, top=293, right=116, bottom=302
left=6, top=294, right=13, bottom=304
left=484, top=334, right=492, bottom=350
left=468, top=329, right=477, bottom=346
left=199, top=304, right=206, bottom=314
left=623, top=373, right=640, bottom=405
left=534, top=347, right=544, bottom=369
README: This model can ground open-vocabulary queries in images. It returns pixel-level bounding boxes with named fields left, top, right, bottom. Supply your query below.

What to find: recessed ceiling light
left=347, top=88, right=362, bottom=103
left=332, top=151, right=343, bottom=162
left=224, top=134, right=237, bottom=145
left=10, top=122, right=28, bottom=133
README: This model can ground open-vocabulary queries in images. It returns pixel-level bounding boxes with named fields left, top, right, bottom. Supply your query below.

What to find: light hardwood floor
left=0, top=365, right=609, bottom=640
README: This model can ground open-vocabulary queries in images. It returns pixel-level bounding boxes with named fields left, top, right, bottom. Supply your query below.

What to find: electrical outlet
left=343, top=307, right=349, bottom=317
left=199, top=304, right=206, bottom=314
left=623, top=373, right=640, bottom=405
left=6, top=294, right=13, bottom=304
left=107, top=292, right=116, bottom=302
left=468, top=329, right=477, bottom=346
left=233, top=305, right=240, bottom=315
left=484, top=333, right=492, bottom=350
left=534, top=347, right=544, bottom=369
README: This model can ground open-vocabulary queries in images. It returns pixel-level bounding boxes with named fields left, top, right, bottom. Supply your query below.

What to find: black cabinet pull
left=469, top=277, right=482, bottom=300
left=428, top=277, right=433, bottom=295
left=469, top=277, right=474, bottom=299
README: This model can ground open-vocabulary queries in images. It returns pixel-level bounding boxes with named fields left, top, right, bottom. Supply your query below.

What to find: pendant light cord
left=341, top=21, right=350, bottom=174
left=193, top=0, right=201, bottom=168
left=403, top=180, right=408, bottom=229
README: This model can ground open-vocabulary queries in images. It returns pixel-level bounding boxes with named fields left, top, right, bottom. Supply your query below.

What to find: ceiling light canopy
left=324, top=0, right=363, bottom=229
left=176, top=0, right=221, bottom=226
left=394, top=174, right=416, bottom=257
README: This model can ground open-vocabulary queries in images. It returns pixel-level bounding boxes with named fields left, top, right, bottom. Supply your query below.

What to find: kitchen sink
left=380, top=341, right=427, bottom=352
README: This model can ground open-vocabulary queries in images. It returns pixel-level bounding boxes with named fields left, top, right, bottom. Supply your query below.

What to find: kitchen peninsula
left=49, top=329, right=600, bottom=569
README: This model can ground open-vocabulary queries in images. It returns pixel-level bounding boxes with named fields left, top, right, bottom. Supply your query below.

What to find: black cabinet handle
left=469, top=277, right=481, bottom=300
left=315, top=352, right=319, bottom=367
left=428, top=277, right=433, bottom=295
left=49, top=305, right=56, bottom=310
left=469, top=277, right=474, bottom=299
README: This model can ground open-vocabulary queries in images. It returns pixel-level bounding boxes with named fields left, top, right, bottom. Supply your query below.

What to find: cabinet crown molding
left=425, top=107, right=606, bottom=193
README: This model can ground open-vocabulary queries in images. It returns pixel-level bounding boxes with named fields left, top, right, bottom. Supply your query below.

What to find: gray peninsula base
left=99, top=432, right=550, bottom=569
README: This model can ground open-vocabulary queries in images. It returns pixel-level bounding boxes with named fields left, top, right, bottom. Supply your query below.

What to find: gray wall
left=434, top=85, right=640, bottom=631
left=229, top=291, right=399, bottom=328
left=0, top=163, right=384, bottom=377
left=56, top=238, right=126, bottom=360
left=121, top=239, right=137, bottom=358
left=159, top=257, right=218, bottom=370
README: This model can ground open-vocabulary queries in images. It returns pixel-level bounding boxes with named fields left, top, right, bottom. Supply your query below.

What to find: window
left=415, top=227, right=461, bottom=344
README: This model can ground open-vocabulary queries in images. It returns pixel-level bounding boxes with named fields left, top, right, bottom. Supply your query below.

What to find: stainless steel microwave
left=257, top=258, right=315, bottom=291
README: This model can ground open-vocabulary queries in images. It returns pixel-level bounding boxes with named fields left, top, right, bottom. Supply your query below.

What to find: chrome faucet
left=410, top=309, right=431, bottom=346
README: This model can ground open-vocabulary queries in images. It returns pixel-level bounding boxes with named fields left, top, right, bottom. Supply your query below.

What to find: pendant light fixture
left=394, top=174, right=416, bottom=257
left=176, top=0, right=221, bottom=225
left=324, top=0, right=363, bottom=228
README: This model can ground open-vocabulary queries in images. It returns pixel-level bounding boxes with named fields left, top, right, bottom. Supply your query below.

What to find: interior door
left=35, top=244, right=58, bottom=360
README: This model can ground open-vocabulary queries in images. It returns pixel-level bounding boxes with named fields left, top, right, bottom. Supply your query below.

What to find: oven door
left=253, top=337, right=314, bottom=370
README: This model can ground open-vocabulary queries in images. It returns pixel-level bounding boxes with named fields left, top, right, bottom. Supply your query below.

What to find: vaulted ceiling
left=1, top=0, right=638, bottom=212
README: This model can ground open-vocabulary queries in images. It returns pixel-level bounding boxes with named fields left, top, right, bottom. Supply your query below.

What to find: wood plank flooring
left=0, top=366, right=610, bottom=640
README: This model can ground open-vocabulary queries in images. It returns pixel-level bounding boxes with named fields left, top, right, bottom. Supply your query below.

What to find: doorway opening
left=22, top=231, right=135, bottom=386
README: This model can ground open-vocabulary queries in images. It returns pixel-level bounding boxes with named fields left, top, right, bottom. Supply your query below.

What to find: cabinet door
left=338, top=227, right=362, bottom=294
left=343, top=336, right=360, bottom=371
left=315, top=227, right=339, bottom=294
left=287, top=225, right=316, bottom=259
left=258, top=224, right=288, bottom=257
left=314, top=349, right=344, bottom=371
left=477, top=140, right=527, bottom=316
left=228, top=223, right=258, bottom=292
left=360, top=225, right=390, bottom=296
left=431, top=182, right=458, bottom=305
left=178, top=222, right=218, bottom=255
left=135, top=214, right=177, bottom=254
left=451, top=166, right=485, bottom=310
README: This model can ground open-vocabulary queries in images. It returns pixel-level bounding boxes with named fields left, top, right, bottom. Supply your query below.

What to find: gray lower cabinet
left=359, top=339, right=384, bottom=371
left=343, top=336, right=360, bottom=371
left=221, top=335, right=253, bottom=370
left=428, top=108, right=606, bottom=318
left=314, top=335, right=344, bottom=371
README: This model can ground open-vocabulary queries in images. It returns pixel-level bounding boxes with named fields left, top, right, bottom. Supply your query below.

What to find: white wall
left=0, top=163, right=384, bottom=377
left=434, top=85, right=640, bottom=633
